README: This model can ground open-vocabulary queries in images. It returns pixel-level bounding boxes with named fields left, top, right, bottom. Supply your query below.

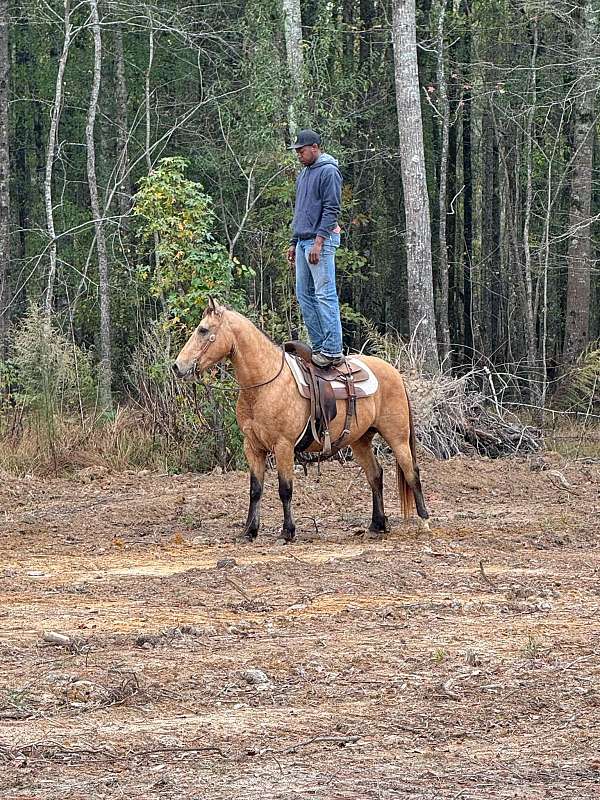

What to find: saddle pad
left=285, top=354, right=379, bottom=400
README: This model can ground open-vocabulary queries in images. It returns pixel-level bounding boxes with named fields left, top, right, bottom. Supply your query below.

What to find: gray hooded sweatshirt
left=291, top=154, right=343, bottom=244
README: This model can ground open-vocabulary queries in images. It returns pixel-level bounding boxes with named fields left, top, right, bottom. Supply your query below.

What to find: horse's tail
left=396, top=383, right=417, bottom=519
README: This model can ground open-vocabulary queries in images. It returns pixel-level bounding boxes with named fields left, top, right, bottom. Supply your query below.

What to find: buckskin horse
left=173, top=301, right=429, bottom=542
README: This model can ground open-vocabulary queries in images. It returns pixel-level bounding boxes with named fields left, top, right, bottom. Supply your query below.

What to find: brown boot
left=311, top=352, right=344, bottom=368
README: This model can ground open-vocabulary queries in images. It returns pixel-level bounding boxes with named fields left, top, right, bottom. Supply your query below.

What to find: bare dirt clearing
left=1, top=454, right=599, bottom=799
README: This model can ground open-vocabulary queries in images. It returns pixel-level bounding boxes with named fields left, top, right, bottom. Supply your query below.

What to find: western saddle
left=284, top=341, right=373, bottom=459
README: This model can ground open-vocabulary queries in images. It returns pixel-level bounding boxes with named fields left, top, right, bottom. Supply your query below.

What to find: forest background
left=0, top=0, right=598, bottom=474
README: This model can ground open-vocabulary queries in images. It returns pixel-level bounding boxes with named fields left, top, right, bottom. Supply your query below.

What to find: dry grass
left=0, top=407, right=169, bottom=477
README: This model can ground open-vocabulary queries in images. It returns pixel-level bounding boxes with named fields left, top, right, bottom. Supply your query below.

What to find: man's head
left=289, top=129, right=322, bottom=167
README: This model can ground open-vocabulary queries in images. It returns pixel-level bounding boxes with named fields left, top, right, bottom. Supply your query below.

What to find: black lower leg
left=370, top=464, right=388, bottom=532
left=412, top=465, right=429, bottom=519
left=278, top=473, right=296, bottom=542
left=244, top=472, right=263, bottom=540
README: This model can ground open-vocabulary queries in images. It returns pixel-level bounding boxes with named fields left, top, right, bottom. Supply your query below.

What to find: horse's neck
left=228, top=313, right=281, bottom=388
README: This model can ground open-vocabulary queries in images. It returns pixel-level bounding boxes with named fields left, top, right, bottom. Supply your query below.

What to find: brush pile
left=360, top=323, right=542, bottom=459
left=404, top=368, right=542, bottom=459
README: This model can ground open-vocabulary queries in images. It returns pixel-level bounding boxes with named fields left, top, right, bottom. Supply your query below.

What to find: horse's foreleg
left=352, top=434, right=389, bottom=535
left=273, top=442, right=296, bottom=543
left=243, top=440, right=266, bottom=541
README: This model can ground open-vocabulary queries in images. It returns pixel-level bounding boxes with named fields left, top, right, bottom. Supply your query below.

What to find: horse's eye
left=197, top=326, right=209, bottom=335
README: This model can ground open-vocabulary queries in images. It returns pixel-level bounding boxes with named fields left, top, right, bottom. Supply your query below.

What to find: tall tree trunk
left=281, top=0, right=303, bottom=136
left=446, top=46, right=460, bottom=350
left=86, top=0, right=112, bottom=410
left=522, top=18, right=540, bottom=401
left=44, top=0, right=72, bottom=314
left=434, top=0, right=450, bottom=363
left=481, top=107, right=501, bottom=359
left=391, top=0, right=439, bottom=373
left=144, top=25, right=160, bottom=271
left=460, top=0, right=473, bottom=362
left=114, top=23, right=131, bottom=227
left=563, top=0, right=597, bottom=366
left=0, top=0, right=11, bottom=354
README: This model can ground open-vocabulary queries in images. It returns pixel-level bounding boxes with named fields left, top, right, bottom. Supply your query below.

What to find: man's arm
left=316, top=166, right=342, bottom=239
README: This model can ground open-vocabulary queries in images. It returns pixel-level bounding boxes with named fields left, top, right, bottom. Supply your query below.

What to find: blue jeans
left=295, top=233, right=343, bottom=357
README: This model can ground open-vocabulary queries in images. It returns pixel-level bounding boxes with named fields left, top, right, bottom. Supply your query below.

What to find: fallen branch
left=260, top=734, right=360, bottom=756
left=1, top=740, right=229, bottom=764
left=479, top=560, right=496, bottom=587
left=224, top=575, right=252, bottom=602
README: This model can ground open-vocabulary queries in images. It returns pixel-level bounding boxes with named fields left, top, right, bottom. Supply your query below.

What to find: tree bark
left=86, top=0, right=112, bottom=410
left=44, top=0, right=72, bottom=314
left=114, top=23, right=131, bottom=227
left=481, top=107, right=501, bottom=359
left=460, top=0, right=473, bottom=362
left=0, top=0, right=11, bottom=354
left=446, top=42, right=459, bottom=350
left=391, top=0, right=439, bottom=373
left=563, top=0, right=597, bottom=366
left=434, top=0, right=450, bottom=364
left=145, top=24, right=160, bottom=271
left=522, top=18, right=540, bottom=401
left=281, top=0, right=303, bottom=136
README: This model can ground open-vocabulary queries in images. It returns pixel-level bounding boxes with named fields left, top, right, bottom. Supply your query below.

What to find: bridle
left=192, top=311, right=287, bottom=391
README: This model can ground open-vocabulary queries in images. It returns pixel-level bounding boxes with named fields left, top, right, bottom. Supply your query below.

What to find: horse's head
left=172, top=299, right=234, bottom=379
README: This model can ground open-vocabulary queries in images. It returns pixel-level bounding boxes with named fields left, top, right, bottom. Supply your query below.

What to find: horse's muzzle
left=172, top=361, right=194, bottom=380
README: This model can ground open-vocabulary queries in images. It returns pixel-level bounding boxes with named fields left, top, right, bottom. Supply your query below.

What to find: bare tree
left=433, top=0, right=450, bottom=363
left=86, top=0, right=112, bottom=409
left=563, top=0, right=597, bottom=366
left=391, top=0, right=439, bottom=372
left=0, top=0, right=10, bottom=354
left=521, top=16, right=540, bottom=401
left=114, top=22, right=131, bottom=226
left=281, top=0, right=303, bottom=135
left=144, top=23, right=160, bottom=270
left=44, top=0, right=75, bottom=314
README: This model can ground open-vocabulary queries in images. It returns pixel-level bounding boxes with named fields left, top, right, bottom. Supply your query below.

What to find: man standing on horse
left=287, top=129, right=344, bottom=368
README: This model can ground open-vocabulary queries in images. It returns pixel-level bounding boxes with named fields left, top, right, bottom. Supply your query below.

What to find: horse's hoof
left=243, top=530, right=258, bottom=542
left=278, top=531, right=296, bottom=545
left=368, top=520, right=388, bottom=538
left=417, top=518, right=431, bottom=532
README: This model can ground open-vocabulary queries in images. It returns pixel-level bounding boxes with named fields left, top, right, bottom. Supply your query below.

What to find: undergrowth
left=0, top=309, right=244, bottom=477
left=0, top=309, right=597, bottom=478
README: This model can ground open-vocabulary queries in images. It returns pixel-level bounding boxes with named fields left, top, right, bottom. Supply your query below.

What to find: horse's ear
left=205, top=296, right=217, bottom=316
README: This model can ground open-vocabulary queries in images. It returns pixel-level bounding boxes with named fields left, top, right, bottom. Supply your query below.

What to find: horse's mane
left=219, top=306, right=280, bottom=349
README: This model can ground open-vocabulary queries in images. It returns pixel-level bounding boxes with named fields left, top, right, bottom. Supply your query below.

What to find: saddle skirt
left=285, top=352, right=379, bottom=400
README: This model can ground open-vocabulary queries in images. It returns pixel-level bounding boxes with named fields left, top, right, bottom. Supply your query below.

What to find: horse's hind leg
left=352, top=433, right=389, bottom=535
left=243, top=439, right=266, bottom=541
left=273, top=441, right=296, bottom=543
left=380, top=429, right=429, bottom=523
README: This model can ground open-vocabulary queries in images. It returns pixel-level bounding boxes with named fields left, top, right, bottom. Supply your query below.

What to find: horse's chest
left=237, top=404, right=275, bottom=450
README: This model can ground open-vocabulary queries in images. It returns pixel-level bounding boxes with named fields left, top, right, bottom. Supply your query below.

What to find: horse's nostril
left=172, top=363, right=180, bottom=376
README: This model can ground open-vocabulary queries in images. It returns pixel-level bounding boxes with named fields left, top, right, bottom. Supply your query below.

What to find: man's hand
left=308, top=236, right=325, bottom=264
left=287, top=245, right=296, bottom=268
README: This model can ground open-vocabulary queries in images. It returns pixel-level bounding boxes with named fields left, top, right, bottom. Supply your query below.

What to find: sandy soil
left=0, top=452, right=599, bottom=799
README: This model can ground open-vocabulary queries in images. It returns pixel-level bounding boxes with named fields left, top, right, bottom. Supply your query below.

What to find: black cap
left=288, top=129, right=321, bottom=150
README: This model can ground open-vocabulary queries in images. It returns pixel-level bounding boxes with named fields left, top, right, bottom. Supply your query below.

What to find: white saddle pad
left=285, top=354, right=379, bottom=398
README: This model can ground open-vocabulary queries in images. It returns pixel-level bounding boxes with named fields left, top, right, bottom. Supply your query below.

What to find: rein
left=238, top=347, right=286, bottom=391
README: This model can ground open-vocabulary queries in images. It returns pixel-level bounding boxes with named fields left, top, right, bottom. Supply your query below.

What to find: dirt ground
left=0, top=452, right=599, bottom=800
